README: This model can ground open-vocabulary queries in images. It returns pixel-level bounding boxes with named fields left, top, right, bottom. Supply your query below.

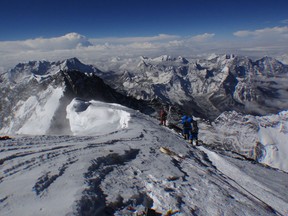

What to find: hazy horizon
left=0, top=0, right=288, bottom=70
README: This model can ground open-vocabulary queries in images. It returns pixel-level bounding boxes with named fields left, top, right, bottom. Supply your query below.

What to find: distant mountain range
left=1, top=54, right=288, bottom=134
left=101, top=54, right=288, bottom=119
left=1, top=54, right=288, bottom=172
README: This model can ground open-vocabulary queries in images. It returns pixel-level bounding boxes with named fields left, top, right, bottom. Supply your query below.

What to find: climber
left=159, top=108, right=167, bottom=126
left=189, top=120, right=199, bottom=146
left=181, top=115, right=192, bottom=140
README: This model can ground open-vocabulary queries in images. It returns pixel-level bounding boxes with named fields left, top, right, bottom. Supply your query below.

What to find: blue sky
left=1, top=0, right=288, bottom=40
left=0, top=0, right=288, bottom=69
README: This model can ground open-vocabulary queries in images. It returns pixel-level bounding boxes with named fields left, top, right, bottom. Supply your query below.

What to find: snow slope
left=201, top=110, right=288, bottom=173
left=257, top=112, right=288, bottom=172
left=66, top=99, right=131, bottom=136
left=1, top=99, right=288, bottom=216
left=0, top=86, right=64, bottom=135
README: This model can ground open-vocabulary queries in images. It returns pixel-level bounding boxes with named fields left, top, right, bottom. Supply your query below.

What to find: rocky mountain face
left=1, top=55, right=288, bottom=134
left=103, top=55, right=288, bottom=120
left=0, top=58, right=156, bottom=134
left=1, top=56, right=288, bottom=171
left=1, top=57, right=288, bottom=216
left=199, top=109, right=288, bottom=172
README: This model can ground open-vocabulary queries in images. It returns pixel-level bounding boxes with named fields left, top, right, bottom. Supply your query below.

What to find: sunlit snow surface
left=201, top=110, right=288, bottom=173
left=0, top=99, right=288, bottom=216
left=0, top=86, right=64, bottom=135
left=66, top=99, right=131, bottom=136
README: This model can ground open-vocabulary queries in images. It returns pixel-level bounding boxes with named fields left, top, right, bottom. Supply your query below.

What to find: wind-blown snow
left=17, top=87, right=64, bottom=135
left=0, top=86, right=64, bottom=135
left=1, top=100, right=288, bottom=216
left=66, top=99, right=131, bottom=136
left=200, top=146, right=288, bottom=215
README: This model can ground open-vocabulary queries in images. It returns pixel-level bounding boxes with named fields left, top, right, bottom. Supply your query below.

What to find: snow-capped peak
left=152, top=55, right=173, bottom=62
left=1, top=54, right=288, bottom=215
left=62, top=32, right=92, bottom=47
left=2, top=58, right=100, bottom=84
left=175, top=56, right=189, bottom=64
left=137, top=55, right=188, bottom=66
left=60, top=57, right=95, bottom=73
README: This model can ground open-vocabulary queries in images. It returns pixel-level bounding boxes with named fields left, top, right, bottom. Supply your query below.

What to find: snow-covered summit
left=0, top=57, right=99, bottom=85
left=175, top=56, right=189, bottom=64
left=67, top=99, right=132, bottom=136
left=2, top=54, right=288, bottom=122
left=254, top=56, right=288, bottom=76
left=143, top=55, right=189, bottom=64
left=61, top=32, right=92, bottom=47
left=152, top=55, right=173, bottom=62
left=0, top=60, right=155, bottom=135
left=102, top=54, right=288, bottom=119
left=60, top=57, right=98, bottom=74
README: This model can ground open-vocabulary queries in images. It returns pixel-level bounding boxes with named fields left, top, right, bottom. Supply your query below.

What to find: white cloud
left=168, top=40, right=185, bottom=46
left=126, top=42, right=157, bottom=49
left=90, top=34, right=180, bottom=44
left=191, top=33, right=215, bottom=42
left=0, top=33, right=184, bottom=70
left=0, top=33, right=92, bottom=53
left=233, top=26, right=288, bottom=38
left=240, top=46, right=285, bottom=52
left=0, top=28, right=288, bottom=71
left=232, top=27, right=288, bottom=57
left=233, top=30, right=252, bottom=37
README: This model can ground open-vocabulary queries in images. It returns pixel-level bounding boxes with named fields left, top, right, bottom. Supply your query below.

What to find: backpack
left=160, top=110, right=167, bottom=118
left=183, top=120, right=191, bottom=129
left=192, top=121, right=198, bottom=133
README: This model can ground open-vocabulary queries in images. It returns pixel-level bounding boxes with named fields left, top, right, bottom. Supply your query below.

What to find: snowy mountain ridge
left=0, top=62, right=154, bottom=135
left=0, top=99, right=288, bottom=216
left=1, top=55, right=288, bottom=168
left=3, top=54, right=288, bottom=119
left=101, top=54, right=288, bottom=119
left=1, top=55, right=288, bottom=215
left=2, top=57, right=99, bottom=85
